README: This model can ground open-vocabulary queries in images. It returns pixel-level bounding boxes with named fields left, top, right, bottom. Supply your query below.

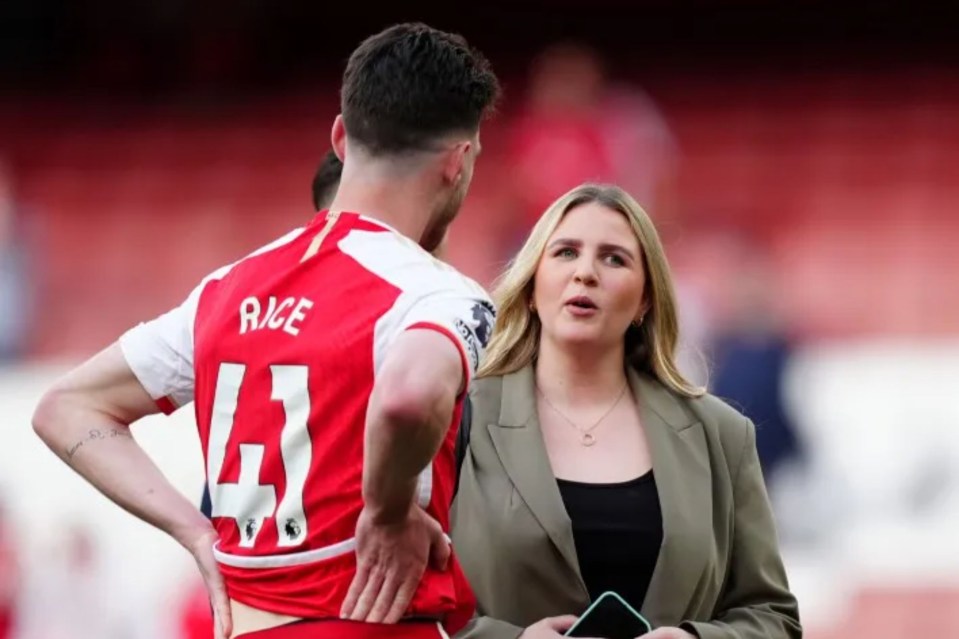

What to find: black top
left=557, top=471, right=663, bottom=611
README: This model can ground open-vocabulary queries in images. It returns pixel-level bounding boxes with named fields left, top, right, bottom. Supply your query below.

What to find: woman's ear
left=638, top=293, right=652, bottom=322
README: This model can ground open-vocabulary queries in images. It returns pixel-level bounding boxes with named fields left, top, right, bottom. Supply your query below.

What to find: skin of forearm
left=362, top=390, right=454, bottom=524
left=35, top=399, right=212, bottom=548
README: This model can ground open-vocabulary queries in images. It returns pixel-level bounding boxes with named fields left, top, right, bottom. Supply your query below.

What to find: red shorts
left=237, top=620, right=449, bottom=639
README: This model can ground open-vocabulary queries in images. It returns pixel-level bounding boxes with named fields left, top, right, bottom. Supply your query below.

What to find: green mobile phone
left=565, top=591, right=652, bottom=639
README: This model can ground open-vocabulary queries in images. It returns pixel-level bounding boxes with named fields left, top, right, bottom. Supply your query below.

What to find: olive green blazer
left=451, top=365, right=801, bottom=639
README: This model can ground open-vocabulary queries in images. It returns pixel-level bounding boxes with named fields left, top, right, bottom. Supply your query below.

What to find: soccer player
left=198, top=149, right=344, bottom=518
left=311, top=150, right=343, bottom=212
left=32, top=22, right=499, bottom=639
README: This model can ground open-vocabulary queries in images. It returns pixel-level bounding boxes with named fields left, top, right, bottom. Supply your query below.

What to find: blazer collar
left=488, top=363, right=713, bottom=623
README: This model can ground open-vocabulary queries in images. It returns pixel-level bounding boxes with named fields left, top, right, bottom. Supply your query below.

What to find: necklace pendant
left=581, top=432, right=596, bottom=447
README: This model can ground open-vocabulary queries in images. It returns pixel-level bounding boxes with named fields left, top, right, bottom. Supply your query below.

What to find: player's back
left=189, top=211, right=488, bottom=625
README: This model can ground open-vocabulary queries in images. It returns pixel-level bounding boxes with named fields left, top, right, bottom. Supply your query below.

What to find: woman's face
left=532, top=202, right=647, bottom=351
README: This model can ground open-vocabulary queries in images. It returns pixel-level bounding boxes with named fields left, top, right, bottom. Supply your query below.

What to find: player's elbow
left=374, top=377, right=455, bottom=434
left=32, top=384, right=73, bottom=443
left=372, top=329, right=463, bottom=434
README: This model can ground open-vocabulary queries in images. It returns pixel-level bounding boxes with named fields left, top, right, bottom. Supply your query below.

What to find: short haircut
left=341, top=22, right=500, bottom=156
left=311, top=150, right=343, bottom=210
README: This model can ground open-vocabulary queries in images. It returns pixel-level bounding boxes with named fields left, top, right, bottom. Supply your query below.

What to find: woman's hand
left=520, top=615, right=589, bottom=638
left=643, top=627, right=696, bottom=639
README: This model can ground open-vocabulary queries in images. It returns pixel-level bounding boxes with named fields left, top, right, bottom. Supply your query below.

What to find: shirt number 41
left=207, top=363, right=312, bottom=548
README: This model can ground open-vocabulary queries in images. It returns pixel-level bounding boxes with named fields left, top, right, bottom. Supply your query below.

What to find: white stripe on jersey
left=213, top=535, right=355, bottom=569
left=214, top=532, right=453, bottom=569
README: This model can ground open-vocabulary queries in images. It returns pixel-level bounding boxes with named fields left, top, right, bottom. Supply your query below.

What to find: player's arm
left=32, top=288, right=232, bottom=639
left=362, top=328, right=463, bottom=524
left=344, top=283, right=494, bottom=625
left=343, top=328, right=462, bottom=624
left=32, top=343, right=215, bottom=552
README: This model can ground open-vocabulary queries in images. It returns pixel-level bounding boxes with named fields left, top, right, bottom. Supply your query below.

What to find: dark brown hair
left=341, top=23, right=500, bottom=155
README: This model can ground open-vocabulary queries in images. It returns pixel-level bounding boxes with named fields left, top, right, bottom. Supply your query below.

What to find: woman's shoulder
left=648, top=379, right=754, bottom=458
left=681, top=389, right=755, bottom=468
left=469, top=374, right=505, bottom=401
left=638, top=371, right=747, bottom=430
left=467, top=374, right=509, bottom=419
left=686, top=391, right=750, bottom=431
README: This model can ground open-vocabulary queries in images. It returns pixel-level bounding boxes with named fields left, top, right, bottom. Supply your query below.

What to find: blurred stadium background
left=1, top=1, right=958, bottom=637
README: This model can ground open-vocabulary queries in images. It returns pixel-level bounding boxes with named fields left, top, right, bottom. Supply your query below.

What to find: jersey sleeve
left=398, top=289, right=496, bottom=388
left=118, top=283, right=203, bottom=414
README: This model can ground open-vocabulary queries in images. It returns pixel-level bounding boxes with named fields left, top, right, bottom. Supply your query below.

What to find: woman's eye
left=604, top=253, right=626, bottom=266
left=556, top=247, right=577, bottom=258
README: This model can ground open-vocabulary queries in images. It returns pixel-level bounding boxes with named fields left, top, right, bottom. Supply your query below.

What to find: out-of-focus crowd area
left=1, top=2, right=958, bottom=638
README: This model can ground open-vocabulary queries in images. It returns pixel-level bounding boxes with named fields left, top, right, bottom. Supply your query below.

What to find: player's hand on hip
left=183, top=526, right=232, bottom=639
left=519, top=615, right=586, bottom=638
left=340, top=504, right=451, bottom=624
left=644, top=628, right=696, bottom=639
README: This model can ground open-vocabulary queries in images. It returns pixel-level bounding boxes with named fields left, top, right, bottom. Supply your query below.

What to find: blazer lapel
left=486, top=365, right=586, bottom=590
left=633, top=371, right=714, bottom=626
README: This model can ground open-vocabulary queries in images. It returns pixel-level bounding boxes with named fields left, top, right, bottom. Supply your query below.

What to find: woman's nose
left=572, top=258, right=598, bottom=285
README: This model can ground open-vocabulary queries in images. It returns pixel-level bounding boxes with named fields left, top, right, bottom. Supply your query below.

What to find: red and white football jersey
left=119, top=212, right=494, bottom=632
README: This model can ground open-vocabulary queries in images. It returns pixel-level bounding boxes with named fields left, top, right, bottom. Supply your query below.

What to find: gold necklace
left=538, top=382, right=629, bottom=447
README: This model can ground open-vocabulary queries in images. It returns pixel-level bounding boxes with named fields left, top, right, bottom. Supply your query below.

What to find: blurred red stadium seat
left=9, top=71, right=959, bottom=356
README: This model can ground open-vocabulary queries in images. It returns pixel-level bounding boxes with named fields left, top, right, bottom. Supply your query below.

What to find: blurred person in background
left=310, top=150, right=343, bottom=212
left=506, top=43, right=678, bottom=245
left=0, top=162, right=31, bottom=362
left=179, top=579, right=216, bottom=639
left=0, top=498, right=19, bottom=639
left=708, top=236, right=802, bottom=489
left=32, top=22, right=499, bottom=639
left=452, top=184, right=801, bottom=639
left=599, top=82, right=679, bottom=225
left=16, top=523, right=128, bottom=639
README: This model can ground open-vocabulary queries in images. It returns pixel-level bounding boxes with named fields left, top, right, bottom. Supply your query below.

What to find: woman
left=452, top=184, right=801, bottom=639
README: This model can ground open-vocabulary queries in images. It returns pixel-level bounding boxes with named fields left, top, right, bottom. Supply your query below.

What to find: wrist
left=363, top=496, right=416, bottom=527
left=362, top=478, right=418, bottom=526
left=171, top=516, right=217, bottom=552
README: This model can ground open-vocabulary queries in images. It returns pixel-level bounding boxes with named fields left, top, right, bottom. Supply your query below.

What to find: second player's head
left=333, top=22, right=500, bottom=251
left=311, top=150, right=343, bottom=211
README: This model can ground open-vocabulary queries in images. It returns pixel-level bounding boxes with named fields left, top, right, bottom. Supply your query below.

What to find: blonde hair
left=478, top=183, right=703, bottom=398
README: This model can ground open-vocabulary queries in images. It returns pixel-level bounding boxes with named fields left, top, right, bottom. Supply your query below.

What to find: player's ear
left=331, top=115, right=347, bottom=162
left=440, top=139, right=471, bottom=187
